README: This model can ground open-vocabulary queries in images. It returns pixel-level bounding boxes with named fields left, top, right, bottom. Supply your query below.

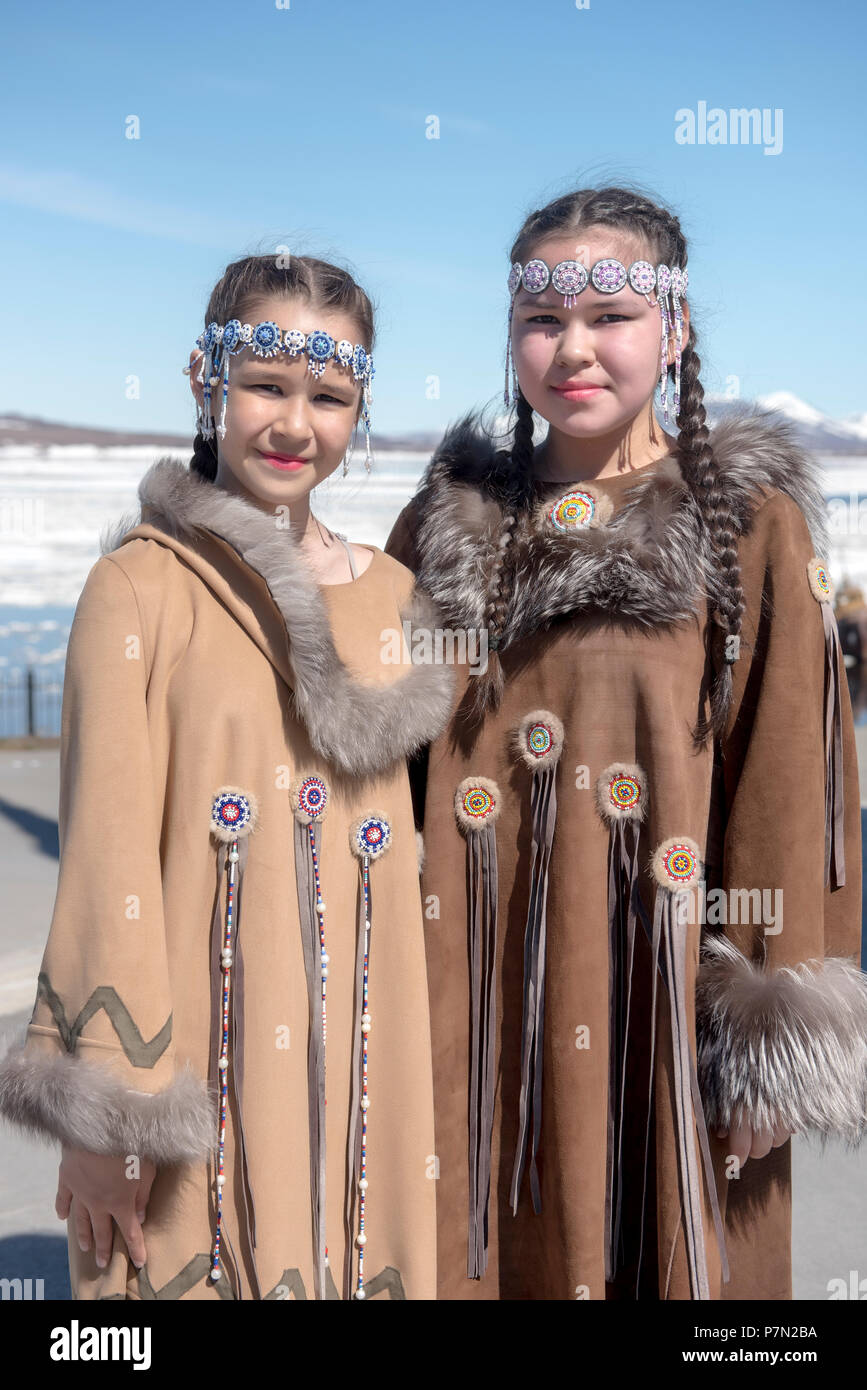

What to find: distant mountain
left=705, top=393, right=867, bottom=454
left=0, top=413, right=441, bottom=454
left=1, top=395, right=865, bottom=455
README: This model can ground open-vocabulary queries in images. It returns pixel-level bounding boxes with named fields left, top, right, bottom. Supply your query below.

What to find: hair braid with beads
left=471, top=183, right=744, bottom=745
left=188, top=253, right=375, bottom=484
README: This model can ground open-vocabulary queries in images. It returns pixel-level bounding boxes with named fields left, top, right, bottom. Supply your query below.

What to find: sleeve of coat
left=696, top=488, right=867, bottom=1144
left=0, top=555, right=214, bottom=1165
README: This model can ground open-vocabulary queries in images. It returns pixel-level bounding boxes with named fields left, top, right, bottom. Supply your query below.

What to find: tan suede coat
left=0, top=458, right=456, bottom=1301
left=384, top=407, right=865, bottom=1301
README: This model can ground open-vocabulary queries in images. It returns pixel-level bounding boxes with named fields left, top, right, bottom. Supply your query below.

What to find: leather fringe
left=467, top=821, right=499, bottom=1278
left=294, top=819, right=328, bottom=1300
left=510, top=763, right=558, bottom=1215
left=821, top=603, right=846, bottom=888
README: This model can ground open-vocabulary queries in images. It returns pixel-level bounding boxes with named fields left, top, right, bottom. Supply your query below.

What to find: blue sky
left=1, top=0, right=864, bottom=437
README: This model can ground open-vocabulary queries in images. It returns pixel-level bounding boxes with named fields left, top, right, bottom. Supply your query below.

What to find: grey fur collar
left=410, top=403, right=830, bottom=647
left=101, top=460, right=456, bottom=780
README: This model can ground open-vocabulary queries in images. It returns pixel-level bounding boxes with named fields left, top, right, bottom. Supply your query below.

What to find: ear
left=188, top=350, right=204, bottom=406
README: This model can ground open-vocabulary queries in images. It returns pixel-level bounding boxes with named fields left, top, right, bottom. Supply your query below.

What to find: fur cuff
left=695, top=933, right=867, bottom=1144
left=0, top=1034, right=216, bottom=1165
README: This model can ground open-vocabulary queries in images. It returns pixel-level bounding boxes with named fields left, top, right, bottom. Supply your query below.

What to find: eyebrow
left=516, top=294, right=633, bottom=308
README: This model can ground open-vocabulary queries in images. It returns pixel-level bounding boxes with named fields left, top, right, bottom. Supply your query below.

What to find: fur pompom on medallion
left=289, top=773, right=329, bottom=825
left=534, top=483, right=614, bottom=534
left=454, top=776, right=501, bottom=833
left=512, top=710, right=565, bottom=770
left=595, top=761, right=648, bottom=825
left=649, top=834, right=703, bottom=890
left=209, top=785, right=259, bottom=842
left=806, top=556, right=834, bottom=604
left=348, top=811, right=393, bottom=860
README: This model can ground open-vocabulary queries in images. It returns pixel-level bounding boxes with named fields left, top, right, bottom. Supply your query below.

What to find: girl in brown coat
left=385, top=186, right=866, bottom=1300
left=0, top=254, right=455, bottom=1300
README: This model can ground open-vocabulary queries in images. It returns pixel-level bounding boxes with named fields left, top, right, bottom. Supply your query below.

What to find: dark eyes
left=252, top=383, right=349, bottom=404
left=527, top=314, right=630, bottom=325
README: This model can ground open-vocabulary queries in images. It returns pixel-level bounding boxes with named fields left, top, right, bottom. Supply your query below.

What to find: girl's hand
left=55, top=1145, right=156, bottom=1270
left=715, top=1119, right=797, bottom=1166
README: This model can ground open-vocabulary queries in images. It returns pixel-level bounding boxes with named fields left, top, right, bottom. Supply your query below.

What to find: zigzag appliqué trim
left=98, top=1256, right=407, bottom=1300
left=35, top=972, right=172, bottom=1068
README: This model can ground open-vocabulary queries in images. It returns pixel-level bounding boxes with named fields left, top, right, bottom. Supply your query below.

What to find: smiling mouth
left=258, top=450, right=311, bottom=469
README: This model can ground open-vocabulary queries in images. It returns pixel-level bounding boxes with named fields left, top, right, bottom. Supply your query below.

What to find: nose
left=554, top=322, right=596, bottom=369
left=268, top=391, right=315, bottom=450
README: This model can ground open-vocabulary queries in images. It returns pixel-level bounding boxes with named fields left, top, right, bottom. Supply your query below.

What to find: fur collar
left=101, top=460, right=456, bottom=781
left=409, top=403, right=830, bottom=647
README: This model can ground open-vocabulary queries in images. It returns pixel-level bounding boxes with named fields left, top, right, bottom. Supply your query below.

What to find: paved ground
left=0, top=740, right=865, bottom=1301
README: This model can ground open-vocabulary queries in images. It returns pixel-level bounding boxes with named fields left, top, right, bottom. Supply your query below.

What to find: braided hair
left=189, top=253, right=376, bottom=483
left=472, top=184, right=743, bottom=746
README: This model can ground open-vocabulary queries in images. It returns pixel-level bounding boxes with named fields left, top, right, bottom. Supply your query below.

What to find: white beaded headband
left=504, top=256, right=688, bottom=426
left=190, top=319, right=375, bottom=464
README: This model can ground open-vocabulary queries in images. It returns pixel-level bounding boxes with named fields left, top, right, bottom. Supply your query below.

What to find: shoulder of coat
left=706, top=405, right=829, bottom=558
left=373, top=546, right=416, bottom=605
left=97, top=532, right=196, bottom=609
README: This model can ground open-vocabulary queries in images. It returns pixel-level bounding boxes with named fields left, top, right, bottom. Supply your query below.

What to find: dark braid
left=672, top=317, right=745, bottom=743
left=190, top=428, right=219, bottom=482
left=475, top=183, right=745, bottom=744
left=188, top=251, right=375, bottom=483
left=466, top=389, right=537, bottom=722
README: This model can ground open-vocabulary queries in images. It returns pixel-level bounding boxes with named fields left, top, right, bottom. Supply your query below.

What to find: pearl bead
left=221, top=950, right=233, bottom=965
left=360, top=1096, right=369, bottom=1110
left=321, top=951, right=330, bottom=965
left=211, top=1267, right=222, bottom=1280
left=216, top=1174, right=226, bottom=1186
left=356, top=1233, right=367, bottom=1247
left=361, top=1012, right=371, bottom=1025
left=228, top=849, right=239, bottom=863
left=321, top=965, right=329, bottom=979
left=317, top=903, right=326, bottom=915
left=355, top=1287, right=366, bottom=1299
left=361, top=1021, right=371, bottom=1034
left=218, top=1057, right=228, bottom=1070
left=358, top=1178, right=368, bottom=1192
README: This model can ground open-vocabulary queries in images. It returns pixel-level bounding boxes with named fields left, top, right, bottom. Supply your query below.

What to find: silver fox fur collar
left=101, top=458, right=456, bottom=780
left=409, top=404, right=830, bottom=647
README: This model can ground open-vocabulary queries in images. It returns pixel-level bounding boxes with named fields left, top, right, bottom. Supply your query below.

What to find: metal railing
left=0, top=668, right=64, bottom=739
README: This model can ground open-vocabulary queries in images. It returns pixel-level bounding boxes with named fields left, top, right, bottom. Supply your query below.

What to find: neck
left=533, top=404, right=676, bottom=483
left=214, top=459, right=330, bottom=546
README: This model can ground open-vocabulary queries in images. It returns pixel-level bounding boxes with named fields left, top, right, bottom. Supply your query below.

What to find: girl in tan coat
left=384, top=185, right=866, bottom=1300
left=0, top=254, right=455, bottom=1300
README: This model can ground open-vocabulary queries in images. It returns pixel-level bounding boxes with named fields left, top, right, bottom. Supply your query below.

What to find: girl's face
left=509, top=232, right=689, bottom=439
left=189, top=293, right=366, bottom=507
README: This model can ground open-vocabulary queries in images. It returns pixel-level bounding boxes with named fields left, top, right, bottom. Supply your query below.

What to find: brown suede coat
left=384, top=408, right=864, bottom=1301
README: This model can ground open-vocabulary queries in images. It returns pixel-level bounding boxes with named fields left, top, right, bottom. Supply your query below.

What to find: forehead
left=230, top=295, right=365, bottom=370
left=238, top=294, right=363, bottom=342
left=528, top=232, right=650, bottom=268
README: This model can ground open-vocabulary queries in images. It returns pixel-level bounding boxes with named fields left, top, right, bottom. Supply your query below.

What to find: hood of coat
left=407, top=403, right=831, bottom=648
left=99, top=458, right=456, bottom=781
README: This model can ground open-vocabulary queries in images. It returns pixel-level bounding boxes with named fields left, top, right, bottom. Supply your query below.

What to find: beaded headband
left=191, top=319, right=375, bottom=466
left=504, top=256, right=689, bottom=426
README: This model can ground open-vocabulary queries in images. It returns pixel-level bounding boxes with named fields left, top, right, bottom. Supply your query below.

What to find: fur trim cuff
left=695, top=933, right=867, bottom=1144
left=0, top=1037, right=216, bottom=1164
